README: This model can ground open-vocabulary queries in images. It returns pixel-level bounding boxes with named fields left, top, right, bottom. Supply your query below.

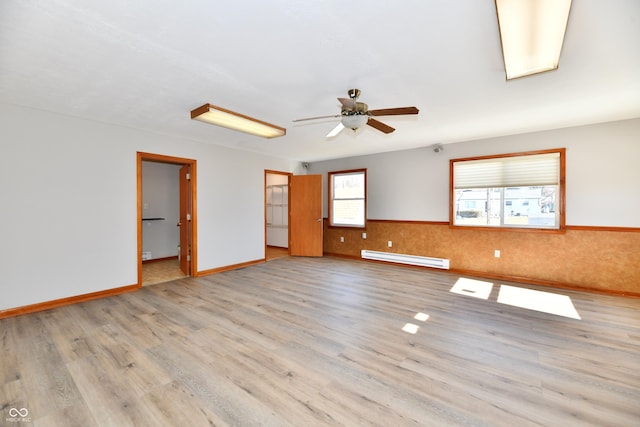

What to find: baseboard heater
left=361, top=250, right=450, bottom=270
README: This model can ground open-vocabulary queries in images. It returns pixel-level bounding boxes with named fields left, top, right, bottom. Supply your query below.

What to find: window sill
left=328, top=224, right=366, bottom=230
left=449, top=224, right=566, bottom=234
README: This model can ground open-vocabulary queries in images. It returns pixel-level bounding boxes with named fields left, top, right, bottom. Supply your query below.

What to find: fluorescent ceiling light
left=495, top=0, right=572, bottom=80
left=191, top=103, right=286, bottom=138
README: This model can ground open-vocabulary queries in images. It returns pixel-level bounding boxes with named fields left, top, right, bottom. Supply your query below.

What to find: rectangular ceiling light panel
left=191, top=104, right=286, bottom=138
left=496, top=0, right=572, bottom=80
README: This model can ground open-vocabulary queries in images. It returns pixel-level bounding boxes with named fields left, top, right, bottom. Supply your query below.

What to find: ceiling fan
left=293, top=89, right=419, bottom=137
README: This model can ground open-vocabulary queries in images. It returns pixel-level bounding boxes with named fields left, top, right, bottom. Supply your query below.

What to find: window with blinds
left=451, top=149, right=565, bottom=230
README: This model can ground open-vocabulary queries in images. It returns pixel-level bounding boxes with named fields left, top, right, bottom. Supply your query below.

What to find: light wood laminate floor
left=142, top=259, right=187, bottom=286
left=266, top=246, right=289, bottom=261
left=1, top=257, right=639, bottom=426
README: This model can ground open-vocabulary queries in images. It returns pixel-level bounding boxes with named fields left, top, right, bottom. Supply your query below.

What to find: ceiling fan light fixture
left=495, top=0, right=572, bottom=80
left=341, top=114, right=369, bottom=131
left=191, top=103, right=286, bottom=138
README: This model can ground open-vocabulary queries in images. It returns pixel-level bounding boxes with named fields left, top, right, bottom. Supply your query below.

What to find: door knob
left=177, top=221, right=182, bottom=227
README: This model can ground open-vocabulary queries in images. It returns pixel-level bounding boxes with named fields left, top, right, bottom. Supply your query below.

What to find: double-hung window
left=329, top=169, right=367, bottom=228
left=451, top=149, right=565, bottom=230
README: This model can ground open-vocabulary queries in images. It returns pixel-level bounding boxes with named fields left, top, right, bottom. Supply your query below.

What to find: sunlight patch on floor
left=406, top=277, right=581, bottom=335
left=402, top=312, right=430, bottom=334
left=402, top=323, right=420, bottom=334
left=497, top=285, right=581, bottom=319
left=450, top=277, right=494, bottom=300
left=414, top=312, right=430, bottom=322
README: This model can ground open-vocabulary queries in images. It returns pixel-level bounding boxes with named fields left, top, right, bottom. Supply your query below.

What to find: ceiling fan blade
left=293, top=114, right=340, bottom=122
left=367, top=118, right=395, bottom=134
left=369, top=106, right=419, bottom=116
left=326, top=122, right=345, bottom=138
left=338, top=97, right=358, bottom=111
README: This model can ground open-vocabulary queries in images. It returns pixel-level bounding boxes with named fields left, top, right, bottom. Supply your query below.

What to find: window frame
left=449, top=148, right=566, bottom=232
left=328, top=168, right=367, bottom=229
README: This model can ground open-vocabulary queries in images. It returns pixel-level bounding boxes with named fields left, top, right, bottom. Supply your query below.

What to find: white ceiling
left=1, top=1, right=639, bottom=162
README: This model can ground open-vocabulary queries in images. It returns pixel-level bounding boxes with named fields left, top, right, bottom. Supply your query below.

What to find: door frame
left=137, top=152, right=197, bottom=286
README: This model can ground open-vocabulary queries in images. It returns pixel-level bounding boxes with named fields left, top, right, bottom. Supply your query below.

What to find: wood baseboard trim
left=0, top=284, right=140, bottom=319
left=196, top=258, right=265, bottom=277
left=324, top=252, right=640, bottom=299
left=142, top=255, right=179, bottom=264
left=324, top=252, right=360, bottom=261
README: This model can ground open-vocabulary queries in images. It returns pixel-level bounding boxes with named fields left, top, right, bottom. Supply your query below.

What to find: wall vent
left=361, top=250, right=450, bottom=270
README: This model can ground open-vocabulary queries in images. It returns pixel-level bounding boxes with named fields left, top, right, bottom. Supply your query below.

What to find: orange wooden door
left=290, top=174, right=323, bottom=257
left=179, top=165, right=191, bottom=275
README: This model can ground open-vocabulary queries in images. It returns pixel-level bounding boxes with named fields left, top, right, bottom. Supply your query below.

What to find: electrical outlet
left=388, top=240, right=393, bottom=248
left=340, top=236, right=344, bottom=243
left=494, top=250, right=501, bottom=258
left=362, top=232, right=367, bottom=239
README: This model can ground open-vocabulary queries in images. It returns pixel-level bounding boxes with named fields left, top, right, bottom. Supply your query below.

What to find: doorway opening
left=137, top=152, right=197, bottom=286
left=265, top=170, right=323, bottom=259
left=265, top=170, right=291, bottom=261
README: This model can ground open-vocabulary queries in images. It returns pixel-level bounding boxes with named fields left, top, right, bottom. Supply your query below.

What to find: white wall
left=2, top=103, right=637, bottom=312
left=310, top=118, right=640, bottom=227
left=0, top=104, right=300, bottom=311
left=142, top=161, right=181, bottom=259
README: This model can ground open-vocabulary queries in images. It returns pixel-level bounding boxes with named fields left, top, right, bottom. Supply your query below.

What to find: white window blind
left=332, top=172, right=365, bottom=199
left=454, top=152, right=560, bottom=189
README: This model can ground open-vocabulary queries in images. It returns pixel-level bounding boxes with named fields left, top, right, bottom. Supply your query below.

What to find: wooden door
left=290, top=174, right=323, bottom=257
left=179, top=165, right=191, bottom=274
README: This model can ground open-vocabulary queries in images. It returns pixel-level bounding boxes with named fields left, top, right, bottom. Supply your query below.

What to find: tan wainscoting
left=324, top=219, right=640, bottom=296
